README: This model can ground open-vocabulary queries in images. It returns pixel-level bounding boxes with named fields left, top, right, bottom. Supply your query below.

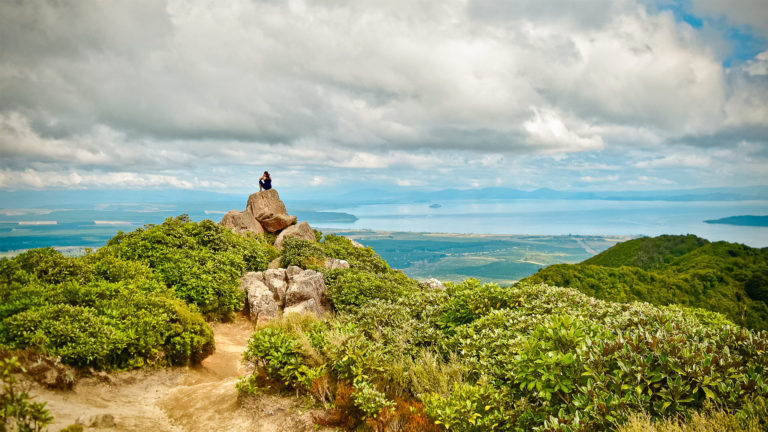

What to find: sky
left=0, top=0, right=767, bottom=197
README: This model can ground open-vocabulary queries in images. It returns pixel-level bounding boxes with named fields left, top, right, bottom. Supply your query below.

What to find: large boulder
left=274, top=221, right=316, bottom=249
left=220, top=209, right=264, bottom=235
left=240, top=266, right=330, bottom=323
left=247, top=189, right=297, bottom=233
left=241, top=272, right=280, bottom=325
left=283, top=270, right=327, bottom=316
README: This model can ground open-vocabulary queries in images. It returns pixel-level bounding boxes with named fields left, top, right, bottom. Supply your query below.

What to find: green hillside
left=582, top=234, right=708, bottom=270
left=0, top=215, right=275, bottom=370
left=2, top=224, right=768, bottom=431
left=525, top=235, right=768, bottom=330
left=241, top=234, right=768, bottom=431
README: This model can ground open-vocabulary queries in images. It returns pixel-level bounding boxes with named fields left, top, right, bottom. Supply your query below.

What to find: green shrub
left=324, top=268, right=419, bottom=314
left=0, top=244, right=215, bottom=370
left=108, top=216, right=274, bottom=319
left=0, top=284, right=214, bottom=369
left=279, top=237, right=324, bottom=268
left=320, top=234, right=390, bottom=273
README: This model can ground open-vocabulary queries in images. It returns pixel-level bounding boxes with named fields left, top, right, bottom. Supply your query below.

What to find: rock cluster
left=241, top=267, right=331, bottom=325
left=220, top=189, right=297, bottom=236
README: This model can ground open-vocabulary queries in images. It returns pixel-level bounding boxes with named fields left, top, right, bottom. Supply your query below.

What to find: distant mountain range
left=1, top=185, right=766, bottom=211
left=329, top=185, right=768, bottom=205
left=705, top=215, right=768, bottom=226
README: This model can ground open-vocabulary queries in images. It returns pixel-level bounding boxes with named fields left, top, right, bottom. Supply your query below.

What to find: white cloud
left=634, top=153, right=711, bottom=168
left=0, top=168, right=223, bottom=190
left=580, top=175, right=620, bottom=183
left=0, top=0, right=765, bottom=191
left=524, top=108, right=604, bottom=153
left=628, top=175, right=676, bottom=186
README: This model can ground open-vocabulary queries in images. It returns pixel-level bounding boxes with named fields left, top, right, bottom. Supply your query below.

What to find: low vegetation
left=3, top=218, right=766, bottom=431
left=524, top=235, right=768, bottom=330
left=0, top=215, right=275, bottom=371
left=241, top=233, right=768, bottom=431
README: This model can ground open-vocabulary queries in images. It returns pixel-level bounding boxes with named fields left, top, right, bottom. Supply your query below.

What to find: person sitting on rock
left=259, top=171, right=272, bottom=191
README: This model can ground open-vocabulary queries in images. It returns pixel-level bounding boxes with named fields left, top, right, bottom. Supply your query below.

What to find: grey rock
left=268, top=258, right=281, bottom=269
left=286, top=266, right=303, bottom=278
left=263, top=268, right=288, bottom=305
left=423, top=278, right=446, bottom=291
left=220, top=209, right=264, bottom=235
left=240, top=267, right=330, bottom=324
left=324, top=258, right=350, bottom=270
left=247, top=281, right=280, bottom=325
left=274, top=221, right=316, bottom=249
left=284, top=298, right=319, bottom=316
left=246, top=189, right=297, bottom=233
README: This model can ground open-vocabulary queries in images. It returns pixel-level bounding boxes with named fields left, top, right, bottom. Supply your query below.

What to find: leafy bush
left=0, top=282, right=213, bottom=369
left=108, top=215, right=275, bottom=319
left=320, top=234, right=390, bottom=274
left=324, top=268, right=419, bottom=314
left=0, top=238, right=216, bottom=370
left=280, top=237, right=325, bottom=268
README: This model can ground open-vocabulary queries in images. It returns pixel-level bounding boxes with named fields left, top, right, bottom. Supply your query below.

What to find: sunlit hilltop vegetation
left=524, top=234, right=768, bottom=330
left=1, top=220, right=767, bottom=431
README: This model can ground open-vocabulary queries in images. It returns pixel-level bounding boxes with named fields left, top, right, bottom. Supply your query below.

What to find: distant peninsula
left=704, top=215, right=768, bottom=226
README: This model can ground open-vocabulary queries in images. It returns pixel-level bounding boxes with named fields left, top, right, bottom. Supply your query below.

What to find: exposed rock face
left=241, top=272, right=280, bottom=325
left=350, top=239, right=365, bottom=248
left=220, top=209, right=265, bottom=235
left=324, top=258, right=350, bottom=270
left=247, top=189, right=297, bottom=233
left=219, top=188, right=297, bottom=234
left=274, top=221, right=316, bottom=249
left=284, top=269, right=326, bottom=315
left=423, top=278, right=446, bottom=291
left=240, top=266, right=330, bottom=324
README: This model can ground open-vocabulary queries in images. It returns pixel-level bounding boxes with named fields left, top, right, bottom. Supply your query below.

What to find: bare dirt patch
left=29, top=316, right=334, bottom=431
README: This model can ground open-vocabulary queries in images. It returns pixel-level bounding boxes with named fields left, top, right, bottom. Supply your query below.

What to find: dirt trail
left=30, top=316, right=326, bottom=432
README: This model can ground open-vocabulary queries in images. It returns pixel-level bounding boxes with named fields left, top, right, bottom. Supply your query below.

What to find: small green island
left=704, top=215, right=768, bottom=226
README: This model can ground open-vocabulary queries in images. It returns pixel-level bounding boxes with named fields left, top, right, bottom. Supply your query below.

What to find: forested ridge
left=524, top=235, right=768, bottom=330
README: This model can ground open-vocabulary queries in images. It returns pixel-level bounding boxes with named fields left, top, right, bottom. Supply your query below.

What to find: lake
left=1, top=197, right=767, bottom=253
left=315, top=199, right=768, bottom=247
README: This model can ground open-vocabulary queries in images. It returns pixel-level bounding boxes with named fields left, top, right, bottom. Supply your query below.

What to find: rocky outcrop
left=247, top=189, right=297, bottom=233
left=274, top=221, right=316, bottom=249
left=324, top=258, right=350, bottom=270
left=423, top=278, right=446, bottom=291
left=220, top=209, right=265, bottom=235
left=241, top=266, right=330, bottom=325
left=219, top=189, right=297, bottom=234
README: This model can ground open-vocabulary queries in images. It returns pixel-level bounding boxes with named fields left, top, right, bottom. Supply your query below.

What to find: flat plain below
left=322, top=230, right=630, bottom=285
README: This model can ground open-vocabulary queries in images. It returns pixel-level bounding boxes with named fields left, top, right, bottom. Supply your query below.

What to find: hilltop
left=1, top=194, right=767, bottom=431
left=524, top=235, right=768, bottom=330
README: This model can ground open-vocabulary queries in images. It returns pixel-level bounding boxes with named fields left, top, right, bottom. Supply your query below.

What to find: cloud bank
left=0, top=0, right=766, bottom=193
